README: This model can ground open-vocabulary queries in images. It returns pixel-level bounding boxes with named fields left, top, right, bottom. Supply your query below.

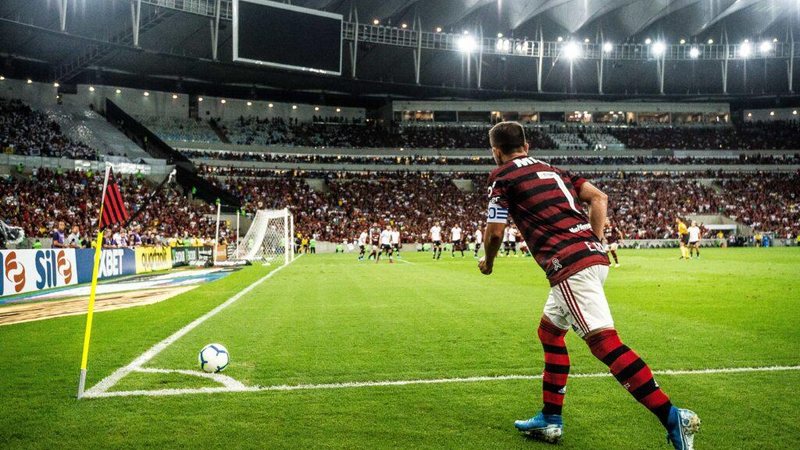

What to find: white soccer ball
left=198, top=343, right=230, bottom=373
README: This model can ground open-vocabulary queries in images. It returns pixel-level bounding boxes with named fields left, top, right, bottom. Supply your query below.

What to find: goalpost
left=232, top=208, right=295, bottom=265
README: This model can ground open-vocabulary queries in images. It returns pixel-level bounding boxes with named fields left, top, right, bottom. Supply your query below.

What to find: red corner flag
left=100, top=170, right=130, bottom=229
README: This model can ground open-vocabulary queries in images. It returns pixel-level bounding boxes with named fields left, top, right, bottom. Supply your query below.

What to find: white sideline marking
left=83, top=364, right=800, bottom=398
left=82, top=257, right=300, bottom=398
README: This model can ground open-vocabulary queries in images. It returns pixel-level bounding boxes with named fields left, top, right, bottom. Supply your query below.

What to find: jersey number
left=537, top=171, right=580, bottom=213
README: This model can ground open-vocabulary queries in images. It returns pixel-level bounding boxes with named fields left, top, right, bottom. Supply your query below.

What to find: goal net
left=232, top=208, right=295, bottom=265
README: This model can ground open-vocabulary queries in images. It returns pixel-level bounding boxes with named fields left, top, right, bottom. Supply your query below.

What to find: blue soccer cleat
left=514, top=412, right=563, bottom=443
left=666, top=407, right=701, bottom=450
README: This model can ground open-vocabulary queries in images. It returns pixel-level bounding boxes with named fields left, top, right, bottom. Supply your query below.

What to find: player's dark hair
left=489, top=121, right=527, bottom=154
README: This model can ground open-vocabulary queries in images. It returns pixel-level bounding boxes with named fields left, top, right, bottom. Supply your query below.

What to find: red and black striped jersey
left=606, top=226, right=621, bottom=244
left=486, top=156, right=609, bottom=286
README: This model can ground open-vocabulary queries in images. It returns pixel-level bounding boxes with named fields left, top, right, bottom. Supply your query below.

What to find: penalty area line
left=82, top=364, right=800, bottom=398
left=82, top=256, right=301, bottom=398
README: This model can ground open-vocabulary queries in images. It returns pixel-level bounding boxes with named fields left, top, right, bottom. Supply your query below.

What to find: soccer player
left=473, top=226, right=483, bottom=258
left=430, top=222, right=443, bottom=260
left=377, top=225, right=394, bottom=264
left=676, top=218, right=690, bottom=260
left=504, top=225, right=518, bottom=256
left=605, top=219, right=624, bottom=267
left=391, top=227, right=401, bottom=257
left=357, top=230, right=368, bottom=261
left=477, top=122, right=699, bottom=450
left=368, top=223, right=381, bottom=260
left=687, top=221, right=701, bottom=258
left=451, top=224, right=464, bottom=257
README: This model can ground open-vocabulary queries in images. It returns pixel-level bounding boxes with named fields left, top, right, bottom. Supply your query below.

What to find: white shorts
left=609, top=242, right=619, bottom=252
left=543, top=265, right=614, bottom=338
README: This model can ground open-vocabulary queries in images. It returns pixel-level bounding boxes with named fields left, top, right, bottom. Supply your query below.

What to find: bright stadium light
left=172, top=94, right=178, bottom=99
left=793, top=110, right=798, bottom=115
left=759, top=41, right=772, bottom=54
left=563, top=41, right=581, bottom=59
left=143, top=91, right=149, bottom=96
left=88, top=85, right=95, bottom=91
left=584, top=38, right=590, bottom=43
left=707, top=38, right=714, bottom=44
left=651, top=41, right=666, bottom=56
left=603, top=42, right=613, bottom=53
left=457, top=35, right=478, bottom=53
left=314, top=106, right=320, bottom=111
left=246, top=101, right=252, bottom=106
left=497, top=33, right=503, bottom=38
left=53, top=82, right=59, bottom=87
left=198, top=96, right=203, bottom=102
left=679, top=38, right=686, bottom=44
left=496, top=38, right=511, bottom=52
left=372, top=19, right=379, bottom=25
left=220, top=99, right=226, bottom=104
left=557, top=36, right=563, bottom=42
left=336, top=108, right=341, bottom=112
left=644, top=38, right=652, bottom=45
left=292, top=105, right=298, bottom=110
left=436, top=27, right=442, bottom=33
left=0, top=75, right=5, bottom=81
left=739, top=40, right=753, bottom=58
left=401, top=23, right=407, bottom=29
left=689, top=47, right=700, bottom=58
left=268, top=103, right=274, bottom=108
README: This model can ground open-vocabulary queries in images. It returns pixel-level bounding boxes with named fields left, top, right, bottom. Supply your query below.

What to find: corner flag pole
left=77, top=166, right=111, bottom=399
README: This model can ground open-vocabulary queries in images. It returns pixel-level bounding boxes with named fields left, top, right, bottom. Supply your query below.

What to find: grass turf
left=0, top=247, right=798, bottom=449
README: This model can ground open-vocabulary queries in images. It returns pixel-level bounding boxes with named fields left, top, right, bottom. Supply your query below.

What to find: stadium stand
left=0, top=168, right=227, bottom=245
left=1, top=99, right=98, bottom=159
left=203, top=170, right=799, bottom=243
left=137, top=116, right=221, bottom=144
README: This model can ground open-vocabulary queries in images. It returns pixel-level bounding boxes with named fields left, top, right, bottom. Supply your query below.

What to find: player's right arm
left=576, top=181, right=608, bottom=240
left=479, top=222, right=504, bottom=275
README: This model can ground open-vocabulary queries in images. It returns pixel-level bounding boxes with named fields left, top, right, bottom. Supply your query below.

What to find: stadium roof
left=1, top=0, right=799, bottom=103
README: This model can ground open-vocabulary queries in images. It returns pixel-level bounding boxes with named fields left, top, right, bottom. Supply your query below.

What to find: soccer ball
left=198, top=343, right=229, bottom=373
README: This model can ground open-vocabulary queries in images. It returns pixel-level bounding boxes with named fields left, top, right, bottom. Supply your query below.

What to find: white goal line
left=83, top=364, right=800, bottom=398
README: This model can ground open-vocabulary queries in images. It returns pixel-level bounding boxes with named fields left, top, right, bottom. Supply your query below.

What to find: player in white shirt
left=430, top=223, right=444, bottom=260
left=391, top=228, right=401, bottom=257
left=376, top=225, right=394, bottom=264
left=357, top=231, right=368, bottom=261
left=451, top=224, right=464, bottom=257
left=473, top=226, right=483, bottom=258
left=687, top=221, right=701, bottom=259
left=504, top=225, right=518, bottom=256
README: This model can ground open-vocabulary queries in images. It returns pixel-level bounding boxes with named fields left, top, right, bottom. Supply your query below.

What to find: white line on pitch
left=82, top=364, right=800, bottom=398
left=82, top=256, right=301, bottom=398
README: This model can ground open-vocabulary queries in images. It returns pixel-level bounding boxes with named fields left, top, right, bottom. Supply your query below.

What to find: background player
left=368, top=223, right=381, bottom=260
left=604, top=219, right=624, bottom=267
left=477, top=122, right=699, bottom=450
left=430, top=222, right=443, bottom=260
left=473, top=225, right=483, bottom=258
left=451, top=224, right=464, bottom=257
left=687, top=221, right=701, bottom=258
left=391, top=227, right=401, bottom=258
left=377, top=225, right=394, bottom=264
left=357, top=230, right=368, bottom=261
left=676, top=218, right=690, bottom=260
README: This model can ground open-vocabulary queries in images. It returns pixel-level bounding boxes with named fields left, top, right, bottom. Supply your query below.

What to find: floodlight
left=759, top=41, right=772, bottom=54
left=679, top=39, right=686, bottom=44
left=707, top=38, right=714, bottom=44
left=457, top=35, right=478, bottom=53
left=645, top=38, right=652, bottom=45
left=739, top=41, right=752, bottom=58
left=651, top=41, right=666, bottom=56
left=689, top=47, right=700, bottom=58
left=563, top=41, right=581, bottom=59
left=603, top=42, right=613, bottom=53
left=436, top=27, right=442, bottom=33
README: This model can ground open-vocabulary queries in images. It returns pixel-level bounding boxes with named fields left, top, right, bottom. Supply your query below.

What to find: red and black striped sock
left=538, top=318, right=570, bottom=416
left=587, top=330, right=673, bottom=427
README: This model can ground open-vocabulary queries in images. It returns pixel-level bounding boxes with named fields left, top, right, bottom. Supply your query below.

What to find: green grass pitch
left=1, top=247, right=799, bottom=449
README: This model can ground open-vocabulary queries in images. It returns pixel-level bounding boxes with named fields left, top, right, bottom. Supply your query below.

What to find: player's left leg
left=563, top=266, right=700, bottom=449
